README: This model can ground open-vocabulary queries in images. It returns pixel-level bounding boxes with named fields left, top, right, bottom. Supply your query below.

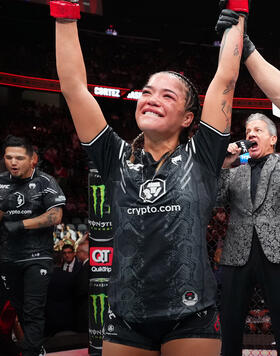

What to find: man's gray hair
left=246, top=113, right=277, bottom=137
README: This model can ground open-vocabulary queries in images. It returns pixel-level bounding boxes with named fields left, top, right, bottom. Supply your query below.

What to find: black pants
left=220, top=233, right=280, bottom=356
left=0, top=259, right=53, bottom=356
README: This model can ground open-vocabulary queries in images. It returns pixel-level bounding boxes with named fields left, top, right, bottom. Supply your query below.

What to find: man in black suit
left=61, top=244, right=82, bottom=274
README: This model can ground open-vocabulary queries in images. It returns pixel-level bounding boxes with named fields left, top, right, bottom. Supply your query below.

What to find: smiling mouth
left=143, top=111, right=161, bottom=117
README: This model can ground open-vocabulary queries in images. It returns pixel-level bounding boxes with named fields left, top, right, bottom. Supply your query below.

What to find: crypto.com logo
left=139, top=178, right=166, bottom=203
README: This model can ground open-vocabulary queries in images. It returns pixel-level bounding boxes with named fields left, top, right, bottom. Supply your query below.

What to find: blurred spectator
left=61, top=244, right=82, bottom=274
left=76, top=241, right=89, bottom=265
left=65, top=224, right=77, bottom=242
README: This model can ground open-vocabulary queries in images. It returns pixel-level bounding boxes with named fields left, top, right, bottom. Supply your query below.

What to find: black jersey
left=82, top=122, right=229, bottom=322
left=0, top=169, right=66, bottom=262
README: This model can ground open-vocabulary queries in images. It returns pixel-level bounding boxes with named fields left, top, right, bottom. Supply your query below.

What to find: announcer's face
left=246, top=119, right=277, bottom=159
left=4, top=146, right=34, bottom=179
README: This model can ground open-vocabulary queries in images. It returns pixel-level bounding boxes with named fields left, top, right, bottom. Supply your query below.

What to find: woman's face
left=135, top=73, right=193, bottom=139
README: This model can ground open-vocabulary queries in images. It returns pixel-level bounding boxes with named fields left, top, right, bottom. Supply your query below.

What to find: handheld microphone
left=226, top=140, right=254, bottom=156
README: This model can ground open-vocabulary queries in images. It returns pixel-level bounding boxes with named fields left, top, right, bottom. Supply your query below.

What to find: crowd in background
left=2, top=25, right=280, bottom=99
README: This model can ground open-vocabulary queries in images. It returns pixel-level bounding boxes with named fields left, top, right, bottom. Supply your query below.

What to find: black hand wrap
left=215, top=9, right=239, bottom=35
left=215, top=1, right=255, bottom=61
left=4, top=221, right=25, bottom=234
left=243, top=34, right=256, bottom=62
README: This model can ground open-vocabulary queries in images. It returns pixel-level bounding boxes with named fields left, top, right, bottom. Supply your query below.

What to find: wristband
left=226, top=0, right=249, bottom=13
left=50, top=1, right=81, bottom=20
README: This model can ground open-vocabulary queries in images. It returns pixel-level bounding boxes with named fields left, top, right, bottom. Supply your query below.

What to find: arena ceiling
left=0, top=0, right=277, bottom=48
left=103, top=0, right=277, bottom=46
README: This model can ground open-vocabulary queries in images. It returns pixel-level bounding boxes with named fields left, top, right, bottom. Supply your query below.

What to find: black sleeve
left=81, top=125, right=128, bottom=182
left=191, top=121, right=230, bottom=176
left=41, top=175, right=66, bottom=211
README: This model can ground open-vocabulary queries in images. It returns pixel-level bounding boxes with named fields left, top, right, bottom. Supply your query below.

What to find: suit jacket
left=62, top=257, right=82, bottom=274
left=216, top=154, right=280, bottom=266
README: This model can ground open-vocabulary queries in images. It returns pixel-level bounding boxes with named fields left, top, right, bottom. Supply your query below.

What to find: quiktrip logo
left=90, top=247, right=114, bottom=266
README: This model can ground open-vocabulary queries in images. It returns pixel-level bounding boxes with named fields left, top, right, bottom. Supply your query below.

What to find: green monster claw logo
left=90, top=293, right=108, bottom=326
left=91, top=185, right=105, bottom=217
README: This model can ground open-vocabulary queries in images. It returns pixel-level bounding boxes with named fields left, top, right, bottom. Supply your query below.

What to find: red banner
left=0, top=72, right=272, bottom=110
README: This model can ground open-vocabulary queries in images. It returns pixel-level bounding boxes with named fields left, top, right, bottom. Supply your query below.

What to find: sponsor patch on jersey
left=139, top=178, right=166, bottom=203
left=0, top=184, right=10, bottom=189
left=29, top=183, right=36, bottom=189
left=40, top=269, right=47, bottom=276
left=182, top=291, right=198, bottom=306
left=55, top=195, right=66, bottom=202
left=126, top=160, right=144, bottom=171
left=171, top=155, right=182, bottom=165
left=14, top=192, right=25, bottom=208
left=90, top=247, right=114, bottom=266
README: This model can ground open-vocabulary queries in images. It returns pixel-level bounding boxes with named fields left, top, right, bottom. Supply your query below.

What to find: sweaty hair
left=3, top=135, right=34, bottom=157
left=246, top=113, right=277, bottom=137
left=130, top=71, right=201, bottom=164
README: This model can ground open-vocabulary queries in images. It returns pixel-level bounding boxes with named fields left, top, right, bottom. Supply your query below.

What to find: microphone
left=226, top=140, right=254, bottom=156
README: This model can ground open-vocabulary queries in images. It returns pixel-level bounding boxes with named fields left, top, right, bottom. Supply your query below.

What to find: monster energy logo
left=91, top=185, right=105, bottom=218
left=90, top=293, right=108, bottom=326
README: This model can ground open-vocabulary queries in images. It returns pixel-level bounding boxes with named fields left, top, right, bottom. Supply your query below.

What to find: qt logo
left=90, top=247, right=114, bottom=266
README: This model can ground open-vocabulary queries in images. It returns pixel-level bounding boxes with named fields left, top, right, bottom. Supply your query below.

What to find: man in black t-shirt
left=0, top=135, right=66, bottom=356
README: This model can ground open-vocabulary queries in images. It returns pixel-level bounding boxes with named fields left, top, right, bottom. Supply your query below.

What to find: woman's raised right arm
left=54, top=3, right=107, bottom=143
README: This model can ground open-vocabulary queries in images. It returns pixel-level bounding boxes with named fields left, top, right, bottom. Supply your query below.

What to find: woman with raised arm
left=51, top=1, right=246, bottom=355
